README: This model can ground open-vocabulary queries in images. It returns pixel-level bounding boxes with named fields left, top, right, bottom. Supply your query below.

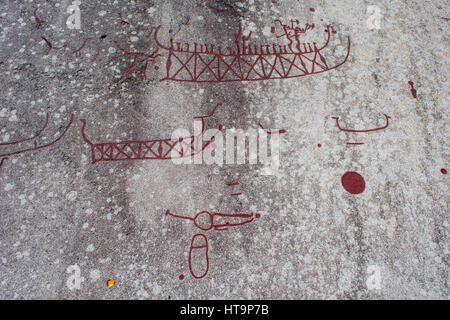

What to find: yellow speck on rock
left=107, top=279, right=115, bottom=287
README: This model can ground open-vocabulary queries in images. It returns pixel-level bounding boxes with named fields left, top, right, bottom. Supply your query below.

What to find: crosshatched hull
left=152, top=24, right=351, bottom=83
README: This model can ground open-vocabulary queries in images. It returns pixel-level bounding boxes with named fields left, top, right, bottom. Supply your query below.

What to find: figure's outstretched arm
left=165, top=209, right=194, bottom=221
left=213, top=212, right=260, bottom=231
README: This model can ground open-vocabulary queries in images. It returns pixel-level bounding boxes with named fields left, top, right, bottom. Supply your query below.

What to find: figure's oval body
left=188, top=234, right=209, bottom=279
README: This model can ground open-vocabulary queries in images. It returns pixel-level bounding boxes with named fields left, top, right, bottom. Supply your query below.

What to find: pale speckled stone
left=0, top=0, right=448, bottom=300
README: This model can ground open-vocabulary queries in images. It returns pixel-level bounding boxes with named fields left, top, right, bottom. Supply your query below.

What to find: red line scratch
left=33, top=8, right=46, bottom=29
left=208, top=5, right=230, bottom=14
left=347, top=142, right=365, bottom=145
left=227, top=182, right=240, bottom=186
left=41, top=37, right=67, bottom=55
left=0, top=157, right=7, bottom=170
left=259, top=123, right=286, bottom=135
left=119, top=13, right=130, bottom=25
left=92, top=46, right=103, bottom=63
left=0, top=114, right=74, bottom=158
left=230, top=193, right=242, bottom=197
left=194, top=103, right=222, bottom=120
left=0, top=113, right=49, bottom=146
left=73, top=38, right=92, bottom=58
left=104, top=51, right=119, bottom=67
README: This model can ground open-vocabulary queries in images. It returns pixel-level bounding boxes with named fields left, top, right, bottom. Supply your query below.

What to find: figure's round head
left=193, top=211, right=213, bottom=231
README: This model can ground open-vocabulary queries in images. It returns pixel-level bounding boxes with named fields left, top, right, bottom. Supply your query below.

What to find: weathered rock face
left=0, top=0, right=448, bottom=299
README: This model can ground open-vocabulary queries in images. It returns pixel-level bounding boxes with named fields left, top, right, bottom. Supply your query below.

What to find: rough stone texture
left=0, top=0, right=448, bottom=299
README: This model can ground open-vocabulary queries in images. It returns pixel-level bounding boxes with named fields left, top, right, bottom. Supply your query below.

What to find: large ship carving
left=149, top=20, right=351, bottom=83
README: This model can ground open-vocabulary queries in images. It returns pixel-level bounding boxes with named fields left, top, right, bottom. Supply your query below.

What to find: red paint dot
left=255, top=213, right=261, bottom=218
left=441, top=168, right=447, bottom=174
left=154, top=66, right=159, bottom=70
left=341, top=172, right=366, bottom=194
left=317, top=144, right=322, bottom=148
left=179, top=274, right=185, bottom=280
left=310, top=8, right=315, bottom=12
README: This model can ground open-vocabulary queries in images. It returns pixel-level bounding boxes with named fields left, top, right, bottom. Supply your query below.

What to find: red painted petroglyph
left=341, top=171, right=366, bottom=194
left=80, top=104, right=223, bottom=164
left=114, top=41, right=161, bottom=80
left=150, top=22, right=350, bottom=83
left=41, top=37, right=67, bottom=55
left=33, top=8, right=46, bottom=29
left=72, top=38, right=92, bottom=58
left=0, top=114, right=74, bottom=168
left=92, top=46, right=103, bottom=63
left=0, top=157, right=7, bottom=170
left=189, top=234, right=209, bottom=279
left=119, top=13, right=130, bottom=26
left=166, top=208, right=260, bottom=279
left=0, top=113, right=49, bottom=147
left=332, top=114, right=391, bottom=133
left=207, top=5, right=230, bottom=14
left=259, top=123, right=286, bottom=135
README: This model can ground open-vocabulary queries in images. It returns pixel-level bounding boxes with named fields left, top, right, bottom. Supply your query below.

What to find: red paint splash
left=408, top=81, right=417, bottom=99
left=310, top=8, right=316, bottom=12
left=179, top=274, right=185, bottom=280
left=441, top=168, right=447, bottom=175
left=317, top=143, right=322, bottom=148
left=341, top=172, right=366, bottom=194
